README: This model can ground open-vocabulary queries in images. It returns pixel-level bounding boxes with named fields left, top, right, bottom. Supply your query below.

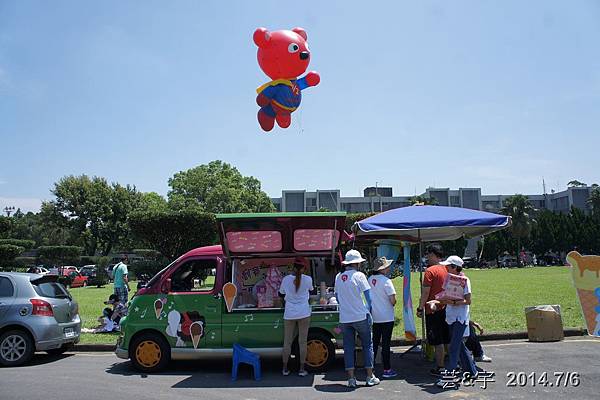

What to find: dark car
left=79, top=265, right=96, bottom=278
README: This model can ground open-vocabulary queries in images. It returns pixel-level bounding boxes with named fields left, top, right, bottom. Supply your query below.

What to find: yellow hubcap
left=136, top=340, right=161, bottom=368
left=306, top=340, right=328, bottom=367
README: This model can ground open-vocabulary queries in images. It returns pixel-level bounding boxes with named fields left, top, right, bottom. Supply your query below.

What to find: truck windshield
left=145, top=259, right=178, bottom=288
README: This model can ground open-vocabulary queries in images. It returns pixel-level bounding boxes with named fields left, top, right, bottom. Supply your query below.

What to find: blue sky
left=1, top=1, right=599, bottom=212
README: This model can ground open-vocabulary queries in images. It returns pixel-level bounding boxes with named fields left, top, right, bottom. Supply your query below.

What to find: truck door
left=164, top=257, right=222, bottom=349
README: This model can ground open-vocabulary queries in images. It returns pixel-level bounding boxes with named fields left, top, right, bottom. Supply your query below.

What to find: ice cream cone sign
left=154, top=299, right=164, bottom=319
left=223, top=282, right=238, bottom=313
left=190, top=321, right=204, bottom=349
left=566, top=251, right=600, bottom=337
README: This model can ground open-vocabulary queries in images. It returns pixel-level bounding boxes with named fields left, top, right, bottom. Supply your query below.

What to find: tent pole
left=419, top=230, right=426, bottom=358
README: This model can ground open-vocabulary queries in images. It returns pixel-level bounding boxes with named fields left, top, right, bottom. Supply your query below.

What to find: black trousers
left=465, top=325, right=483, bottom=358
left=372, top=321, right=394, bottom=370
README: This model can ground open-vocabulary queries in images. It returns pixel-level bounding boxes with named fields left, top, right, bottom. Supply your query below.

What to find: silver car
left=0, top=272, right=81, bottom=367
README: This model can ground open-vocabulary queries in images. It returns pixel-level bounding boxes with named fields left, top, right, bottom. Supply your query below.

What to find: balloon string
left=297, top=108, right=304, bottom=135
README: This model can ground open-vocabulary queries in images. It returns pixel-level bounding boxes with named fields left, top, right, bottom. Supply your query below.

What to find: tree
left=137, top=192, right=169, bottom=214
left=0, top=244, right=25, bottom=270
left=167, top=161, right=274, bottom=213
left=37, top=246, right=83, bottom=266
left=129, top=209, right=217, bottom=260
left=46, top=175, right=142, bottom=255
left=501, top=194, right=536, bottom=263
left=567, top=180, right=587, bottom=187
left=588, top=186, right=600, bottom=216
left=0, top=216, right=12, bottom=238
left=409, top=195, right=438, bottom=206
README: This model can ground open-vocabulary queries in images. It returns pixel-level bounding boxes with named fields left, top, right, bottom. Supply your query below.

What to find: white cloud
left=0, top=197, right=44, bottom=213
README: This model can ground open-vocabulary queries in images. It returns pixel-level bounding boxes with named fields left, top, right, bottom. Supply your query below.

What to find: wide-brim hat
left=342, top=249, right=367, bottom=265
left=372, top=256, right=393, bottom=271
left=440, top=255, right=464, bottom=267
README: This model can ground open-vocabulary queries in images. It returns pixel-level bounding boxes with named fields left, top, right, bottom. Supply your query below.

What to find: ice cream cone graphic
left=190, top=321, right=203, bottom=349
left=154, top=299, right=164, bottom=319
left=223, top=282, right=237, bottom=313
left=567, top=251, right=600, bottom=337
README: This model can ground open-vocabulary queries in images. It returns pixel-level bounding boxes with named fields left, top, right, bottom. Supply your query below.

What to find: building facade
left=271, top=186, right=595, bottom=214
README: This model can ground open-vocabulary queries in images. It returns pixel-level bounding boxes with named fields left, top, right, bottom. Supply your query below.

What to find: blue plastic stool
left=231, top=343, right=261, bottom=381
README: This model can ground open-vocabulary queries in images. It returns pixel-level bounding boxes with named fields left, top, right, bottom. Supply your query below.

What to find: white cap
left=440, top=255, right=464, bottom=268
left=342, top=249, right=367, bottom=265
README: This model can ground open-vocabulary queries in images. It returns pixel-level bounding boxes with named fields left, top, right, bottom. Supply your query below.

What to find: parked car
left=0, top=272, right=81, bottom=366
left=66, top=272, right=88, bottom=288
left=26, top=266, right=49, bottom=275
left=105, top=264, right=116, bottom=281
left=79, top=265, right=96, bottom=278
left=498, top=255, right=519, bottom=267
left=116, top=212, right=345, bottom=373
left=61, top=266, right=79, bottom=274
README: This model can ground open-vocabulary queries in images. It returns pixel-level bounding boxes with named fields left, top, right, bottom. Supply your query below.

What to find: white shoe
left=475, top=354, right=492, bottom=362
left=347, top=377, right=357, bottom=388
left=366, top=375, right=380, bottom=387
left=282, top=369, right=290, bottom=376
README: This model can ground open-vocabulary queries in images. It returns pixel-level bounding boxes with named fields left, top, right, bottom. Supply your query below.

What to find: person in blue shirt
left=113, top=256, right=130, bottom=304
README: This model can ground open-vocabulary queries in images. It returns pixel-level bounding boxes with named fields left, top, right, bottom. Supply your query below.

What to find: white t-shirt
left=367, top=274, right=396, bottom=323
left=334, top=268, right=371, bottom=323
left=445, top=276, right=471, bottom=331
left=279, top=274, right=313, bottom=320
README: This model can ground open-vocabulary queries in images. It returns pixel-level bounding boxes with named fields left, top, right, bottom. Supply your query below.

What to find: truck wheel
left=129, top=332, right=170, bottom=372
left=304, top=331, right=335, bottom=372
left=0, top=329, right=35, bottom=367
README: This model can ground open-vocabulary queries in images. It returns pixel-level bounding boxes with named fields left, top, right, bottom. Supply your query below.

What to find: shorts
left=425, top=309, right=450, bottom=346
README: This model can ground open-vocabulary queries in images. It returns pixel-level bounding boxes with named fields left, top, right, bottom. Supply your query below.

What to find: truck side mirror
left=161, top=278, right=172, bottom=294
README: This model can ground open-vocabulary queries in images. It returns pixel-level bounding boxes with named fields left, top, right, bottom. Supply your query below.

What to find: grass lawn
left=391, top=266, right=585, bottom=339
left=70, top=283, right=122, bottom=345
left=69, top=267, right=585, bottom=344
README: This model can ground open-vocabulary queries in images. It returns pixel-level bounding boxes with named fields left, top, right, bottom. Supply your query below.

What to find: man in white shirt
left=334, top=249, right=380, bottom=388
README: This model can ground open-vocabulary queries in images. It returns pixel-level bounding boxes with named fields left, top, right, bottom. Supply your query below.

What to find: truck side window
left=170, top=259, right=217, bottom=293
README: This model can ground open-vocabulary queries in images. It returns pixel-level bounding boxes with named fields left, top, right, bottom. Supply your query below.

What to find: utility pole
left=3, top=206, right=15, bottom=217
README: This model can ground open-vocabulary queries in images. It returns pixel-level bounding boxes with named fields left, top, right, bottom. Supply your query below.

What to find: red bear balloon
left=254, top=27, right=320, bottom=132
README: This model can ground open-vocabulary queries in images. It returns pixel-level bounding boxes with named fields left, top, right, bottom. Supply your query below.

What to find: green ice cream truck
left=116, top=212, right=347, bottom=372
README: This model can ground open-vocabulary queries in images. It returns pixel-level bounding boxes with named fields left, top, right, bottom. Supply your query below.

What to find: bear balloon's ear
left=253, top=27, right=271, bottom=48
left=292, top=27, right=308, bottom=41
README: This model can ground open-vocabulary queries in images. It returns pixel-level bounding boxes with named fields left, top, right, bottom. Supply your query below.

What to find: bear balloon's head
left=254, top=27, right=312, bottom=80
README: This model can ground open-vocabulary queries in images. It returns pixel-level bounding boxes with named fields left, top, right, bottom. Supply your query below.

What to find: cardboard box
left=525, top=305, right=564, bottom=342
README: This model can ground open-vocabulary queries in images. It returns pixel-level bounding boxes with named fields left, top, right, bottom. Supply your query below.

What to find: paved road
left=1, top=337, right=598, bottom=400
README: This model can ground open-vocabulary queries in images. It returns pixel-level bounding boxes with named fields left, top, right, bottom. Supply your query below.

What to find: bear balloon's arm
left=297, top=71, right=320, bottom=90
left=256, top=85, right=276, bottom=107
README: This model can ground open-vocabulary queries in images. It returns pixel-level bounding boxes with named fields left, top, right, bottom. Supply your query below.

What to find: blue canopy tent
left=353, top=205, right=511, bottom=350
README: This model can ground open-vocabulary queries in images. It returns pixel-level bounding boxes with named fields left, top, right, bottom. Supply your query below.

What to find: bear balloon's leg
left=258, top=106, right=275, bottom=132
left=275, top=112, right=292, bottom=129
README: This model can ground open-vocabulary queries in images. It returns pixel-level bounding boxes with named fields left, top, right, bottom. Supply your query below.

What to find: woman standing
left=427, top=256, right=478, bottom=388
left=335, top=249, right=380, bottom=388
left=368, top=257, right=397, bottom=378
left=279, top=258, right=313, bottom=376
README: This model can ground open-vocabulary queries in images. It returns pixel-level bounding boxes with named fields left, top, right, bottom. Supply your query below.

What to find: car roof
left=0, top=272, right=43, bottom=281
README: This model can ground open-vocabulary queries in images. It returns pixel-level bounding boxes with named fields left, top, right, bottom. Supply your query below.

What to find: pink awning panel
left=226, top=231, right=283, bottom=252
left=294, top=229, right=340, bottom=251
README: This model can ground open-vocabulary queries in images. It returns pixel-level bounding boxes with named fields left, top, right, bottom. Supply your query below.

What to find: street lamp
left=3, top=206, right=15, bottom=217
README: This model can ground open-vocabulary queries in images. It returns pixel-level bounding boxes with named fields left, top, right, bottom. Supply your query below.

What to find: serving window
left=228, top=257, right=338, bottom=311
